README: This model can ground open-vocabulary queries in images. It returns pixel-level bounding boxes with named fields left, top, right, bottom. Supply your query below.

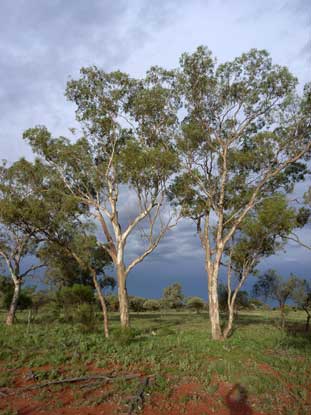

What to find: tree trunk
left=6, top=280, right=21, bottom=326
left=280, top=303, right=285, bottom=329
left=305, top=311, right=310, bottom=332
left=117, top=263, right=129, bottom=328
left=223, top=303, right=234, bottom=339
left=91, top=269, right=109, bottom=338
left=207, top=264, right=223, bottom=340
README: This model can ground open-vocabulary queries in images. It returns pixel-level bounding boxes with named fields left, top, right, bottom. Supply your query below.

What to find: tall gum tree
left=170, top=47, right=311, bottom=340
left=24, top=66, right=180, bottom=328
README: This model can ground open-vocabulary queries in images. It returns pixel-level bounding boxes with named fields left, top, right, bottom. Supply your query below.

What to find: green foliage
left=56, top=284, right=94, bottom=307
left=230, top=195, right=298, bottom=277
left=218, top=284, right=250, bottom=312
left=162, top=283, right=184, bottom=309
left=0, top=275, right=12, bottom=304
left=112, top=327, right=138, bottom=345
left=172, top=47, right=310, bottom=221
left=0, top=278, right=33, bottom=310
left=186, top=296, right=205, bottom=312
left=3, top=290, right=33, bottom=311
left=105, top=295, right=119, bottom=312
left=74, top=303, right=97, bottom=333
left=143, top=299, right=161, bottom=311
left=253, top=270, right=299, bottom=307
left=291, top=279, right=311, bottom=330
left=292, top=279, right=311, bottom=311
left=129, top=296, right=146, bottom=312
left=248, top=298, right=266, bottom=310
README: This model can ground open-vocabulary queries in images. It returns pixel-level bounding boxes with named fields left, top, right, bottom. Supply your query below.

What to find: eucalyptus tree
left=253, top=270, right=299, bottom=328
left=292, top=278, right=311, bottom=331
left=0, top=160, right=47, bottom=325
left=24, top=66, right=180, bottom=328
left=170, top=47, right=311, bottom=339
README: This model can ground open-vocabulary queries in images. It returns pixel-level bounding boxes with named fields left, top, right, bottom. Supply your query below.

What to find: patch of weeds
left=112, top=328, right=139, bottom=345
left=157, top=327, right=176, bottom=336
left=113, top=376, right=139, bottom=396
left=149, top=375, right=170, bottom=395
left=179, top=393, right=202, bottom=404
left=35, top=368, right=61, bottom=381
left=0, top=371, right=13, bottom=387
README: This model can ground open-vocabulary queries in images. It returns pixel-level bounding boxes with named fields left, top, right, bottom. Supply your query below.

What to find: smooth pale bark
left=223, top=263, right=250, bottom=339
left=223, top=306, right=234, bottom=339
left=206, top=262, right=223, bottom=340
left=6, top=279, right=21, bottom=326
left=91, top=269, right=109, bottom=338
left=117, top=263, right=129, bottom=328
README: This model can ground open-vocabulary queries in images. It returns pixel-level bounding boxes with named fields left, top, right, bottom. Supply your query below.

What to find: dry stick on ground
left=0, top=373, right=148, bottom=396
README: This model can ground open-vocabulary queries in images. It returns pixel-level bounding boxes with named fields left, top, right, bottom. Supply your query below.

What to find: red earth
left=0, top=364, right=298, bottom=415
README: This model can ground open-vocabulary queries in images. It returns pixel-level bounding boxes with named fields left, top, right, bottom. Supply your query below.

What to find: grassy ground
left=0, top=309, right=310, bottom=414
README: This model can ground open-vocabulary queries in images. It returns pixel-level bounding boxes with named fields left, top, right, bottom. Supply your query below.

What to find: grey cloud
left=0, top=0, right=186, bottom=162
left=1, top=0, right=311, bottom=295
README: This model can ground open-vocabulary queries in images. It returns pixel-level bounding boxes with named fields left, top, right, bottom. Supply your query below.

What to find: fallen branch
left=0, top=373, right=141, bottom=396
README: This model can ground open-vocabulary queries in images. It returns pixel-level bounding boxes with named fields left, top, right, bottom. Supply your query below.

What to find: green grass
left=0, top=309, right=310, bottom=414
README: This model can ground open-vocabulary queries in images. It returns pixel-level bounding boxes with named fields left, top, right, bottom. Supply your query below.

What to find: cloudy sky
left=1, top=0, right=310, bottom=298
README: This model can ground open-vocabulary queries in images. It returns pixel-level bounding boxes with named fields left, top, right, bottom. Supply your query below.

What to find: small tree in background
left=253, top=270, right=299, bottom=328
left=143, top=299, right=161, bottom=311
left=292, top=279, right=311, bottom=331
left=186, top=296, right=205, bottom=313
left=162, top=283, right=184, bottom=309
left=129, top=296, right=146, bottom=312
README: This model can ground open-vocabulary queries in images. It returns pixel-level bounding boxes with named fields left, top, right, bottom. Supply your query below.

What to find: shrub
left=143, top=299, right=161, bottom=311
left=186, top=296, right=205, bottom=313
left=129, top=296, right=146, bottom=312
left=106, top=295, right=119, bottom=312
left=3, top=290, right=33, bottom=310
left=162, top=283, right=184, bottom=309
left=112, top=328, right=138, bottom=345
left=56, top=284, right=94, bottom=308
left=75, top=303, right=97, bottom=333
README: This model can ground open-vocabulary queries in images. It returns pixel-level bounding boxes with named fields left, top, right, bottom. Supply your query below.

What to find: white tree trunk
left=117, top=262, right=129, bottom=328
left=207, top=263, right=223, bottom=340
left=91, top=269, right=109, bottom=338
left=6, top=279, right=21, bottom=326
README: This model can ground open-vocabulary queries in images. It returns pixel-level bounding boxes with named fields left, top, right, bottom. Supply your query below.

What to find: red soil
left=0, top=365, right=285, bottom=415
